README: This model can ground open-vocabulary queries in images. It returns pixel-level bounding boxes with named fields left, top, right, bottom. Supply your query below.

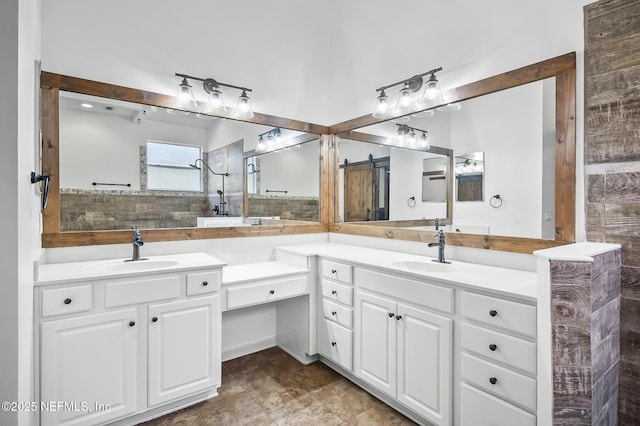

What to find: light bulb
left=256, top=136, right=266, bottom=152
left=422, top=73, right=442, bottom=101
left=234, top=90, right=254, bottom=119
left=395, top=83, right=414, bottom=114
left=419, top=132, right=430, bottom=149
left=204, top=87, right=227, bottom=114
left=407, top=130, right=417, bottom=148
left=372, top=90, right=391, bottom=118
left=174, top=78, right=198, bottom=110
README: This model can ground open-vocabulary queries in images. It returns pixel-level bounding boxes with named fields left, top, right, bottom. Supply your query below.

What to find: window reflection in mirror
left=58, top=91, right=320, bottom=231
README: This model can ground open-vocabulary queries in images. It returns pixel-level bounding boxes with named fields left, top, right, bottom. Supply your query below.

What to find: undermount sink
left=97, top=259, right=180, bottom=272
left=391, top=260, right=456, bottom=273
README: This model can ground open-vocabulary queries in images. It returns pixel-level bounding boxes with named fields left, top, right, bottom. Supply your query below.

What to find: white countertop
left=223, top=261, right=309, bottom=285
left=534, top=241, right=621, bottom=261
left=36, top=252, right=227, bottom=285
left=276, top=243, right=538, bottom=301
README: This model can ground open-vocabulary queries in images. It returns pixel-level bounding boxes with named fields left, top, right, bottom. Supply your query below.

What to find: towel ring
left=490, top=194, right=503, bottom=208
left=407, top=196, right=416, bottom=208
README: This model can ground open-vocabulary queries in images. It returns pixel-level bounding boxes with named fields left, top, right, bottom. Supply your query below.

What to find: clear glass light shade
left=372, top=90, right=391, bottom=118
left=233, top=91, right=254, bottom=119
left=419, top=132, right=430, bottom=149
left=204, top=88, right=227, bottom=114
left=419, top=73, right=443, bottom=103
left=256, top=136, right=266, bottom=152
left=394, top=83, right=415, bottom=114
left=173, top=78, right=198, bottom=110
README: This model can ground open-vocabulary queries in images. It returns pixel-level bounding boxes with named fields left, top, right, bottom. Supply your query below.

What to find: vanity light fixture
left=392, top=124, right=430, bottom=149
left=372, top=67, right=443, bottom=119
left=173, top=73, right=254, bottom=119
left=256, top=128, right=291, bottom=153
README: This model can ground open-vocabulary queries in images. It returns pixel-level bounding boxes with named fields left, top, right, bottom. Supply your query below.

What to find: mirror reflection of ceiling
left=41, top=1, right=584, bottom=125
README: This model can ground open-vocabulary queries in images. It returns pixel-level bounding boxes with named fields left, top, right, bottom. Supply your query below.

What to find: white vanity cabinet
left=317, top=258, right=354, bottom=371
left=40, top=308, right=139, bottom=426
left=459, top=291, right=537, bottom=426
left=354, top=268, right=453, bottom=426
left=35, top=257, right=223, bottom=426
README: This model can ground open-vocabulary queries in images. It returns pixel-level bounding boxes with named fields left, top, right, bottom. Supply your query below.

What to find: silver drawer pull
left=63, top=298, right=72, bottom=305
left=489, top=309, right=498, bottom=317
left=202, top=281, right=208, bottom=286
left=489, top=344, right=498, bottom=351
left=489, top=377, right=498, bottom=385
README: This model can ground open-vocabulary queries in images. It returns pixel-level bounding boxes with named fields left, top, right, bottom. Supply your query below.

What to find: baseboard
left=221, top=335, right=277, bottom=362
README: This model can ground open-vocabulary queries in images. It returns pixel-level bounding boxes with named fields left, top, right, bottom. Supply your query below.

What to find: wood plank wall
left=584, top=1, right=640, bottom=424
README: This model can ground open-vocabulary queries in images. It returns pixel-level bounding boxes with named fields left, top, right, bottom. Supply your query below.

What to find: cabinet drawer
left=226, top=275, right=307, bottom=310
left=356, top=268, right=453, bottom=314
left=321, top=279, right=354, bottom=306
left=320, top=319, right=353, bottom=371
left=42, top=285, right=92, bottom=317
left=462, top=292, right=536, bottom=338
left=321, top=259, right=353, bottom=284
left=460, top=383, right=535, bottom=426
left=462, top=352, right=536, bottom=411
left=462, top=323, right=536, bottom=374
left=322, top=298, right=353, bottom=328
left=106, top=275, right=180, bottom=308
left=187, top=270, right=221, bottom=296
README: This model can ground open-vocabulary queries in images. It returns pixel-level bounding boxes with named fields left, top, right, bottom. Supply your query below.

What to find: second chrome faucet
left=428, top=229, right=450, bottom=264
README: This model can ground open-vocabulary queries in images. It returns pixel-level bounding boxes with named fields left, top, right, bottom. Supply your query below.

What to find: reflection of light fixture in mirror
left=174, top=73, right=253, bottom=118
left=257, top=128, right=288, bottom=153
left=173, top=77, right=198, bottom=111
left=371, top=66, right=443, bottom=118
left=395, top=124, right=430, bottom=150
left=412, top=109, right=435, bottom=118
left=195, top=113, right=217, bottom=120
left=437, top=102, right=462, bottom=112
left=81, top=103, right=93, bottom=108
left=234, top=90, right=254, bottom=119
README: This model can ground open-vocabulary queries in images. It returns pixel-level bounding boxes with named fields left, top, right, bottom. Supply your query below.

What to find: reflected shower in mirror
left=245, top=135, right=320, bottom=224
left=58, top=91, right=320, bottom=231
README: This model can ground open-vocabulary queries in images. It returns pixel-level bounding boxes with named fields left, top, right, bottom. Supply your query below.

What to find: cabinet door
left=397, top=303, right=452, bottom=426
left=148, top=295, right=220, bottom=407
left=354, top=290, right=396, bottom=397
left=41, top=309, right=138, bottom=426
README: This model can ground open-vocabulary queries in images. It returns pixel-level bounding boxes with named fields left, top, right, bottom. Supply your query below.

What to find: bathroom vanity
left=34, top=253, right=226, bottom=426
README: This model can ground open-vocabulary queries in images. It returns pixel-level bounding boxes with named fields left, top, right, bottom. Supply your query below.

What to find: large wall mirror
left=41, top=73, right=329, bottom=247
left=329, top=53, right=576, bottom=253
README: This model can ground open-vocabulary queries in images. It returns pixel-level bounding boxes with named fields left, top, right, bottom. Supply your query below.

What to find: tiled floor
left=141, top=347, right=417, bottom=425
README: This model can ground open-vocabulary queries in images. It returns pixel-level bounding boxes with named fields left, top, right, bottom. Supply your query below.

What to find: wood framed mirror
left=40, top=72, right=331, bottom=247
left=327, top=52, right=576, bottom=254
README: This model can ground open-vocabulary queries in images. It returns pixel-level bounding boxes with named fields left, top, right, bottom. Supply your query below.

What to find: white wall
left=257, top=142, right=320, bottom=197
left=1, top=0, right=41, bottom=425
left=451, top=82, right=544, bottom=238
left=60, top=108, right=208, bottom=190
left=390, top=149, right=448, bottom=220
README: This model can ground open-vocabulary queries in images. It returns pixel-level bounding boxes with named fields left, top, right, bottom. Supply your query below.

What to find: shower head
left=217, top=190, right=224, bottom=196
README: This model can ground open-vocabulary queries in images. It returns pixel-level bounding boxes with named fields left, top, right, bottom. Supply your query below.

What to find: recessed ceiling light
left=81, top=103, right=93, bottom=108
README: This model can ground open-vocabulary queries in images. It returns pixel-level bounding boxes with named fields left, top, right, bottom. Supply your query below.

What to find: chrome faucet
left=427, top=229, right=450, bottom=264
left=127, top=226, right=147, bottom=262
